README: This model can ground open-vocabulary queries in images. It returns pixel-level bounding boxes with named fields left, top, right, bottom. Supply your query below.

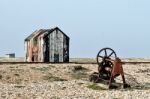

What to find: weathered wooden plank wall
left=48, top=30, right=64, bottom=62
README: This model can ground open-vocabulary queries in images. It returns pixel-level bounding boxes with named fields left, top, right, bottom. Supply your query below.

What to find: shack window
left=33, top=39, right=38, bottom=45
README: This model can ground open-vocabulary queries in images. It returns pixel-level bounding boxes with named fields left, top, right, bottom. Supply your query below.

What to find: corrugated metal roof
left=25, top=29, right=47, bottom=41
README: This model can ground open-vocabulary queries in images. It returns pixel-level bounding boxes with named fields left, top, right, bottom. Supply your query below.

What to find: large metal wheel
left=97, top=47, right=117, bottom=65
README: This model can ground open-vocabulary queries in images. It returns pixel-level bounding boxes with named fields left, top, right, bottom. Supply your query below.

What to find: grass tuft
left=71, top=72, right=88, bottom=79
left=43, top=75, right=67, bottom=82
left=87, top=83, right=107, bottom=90
left=0, top=74, right=2, bottom=79
left=30, top=67, right=51, bottom=71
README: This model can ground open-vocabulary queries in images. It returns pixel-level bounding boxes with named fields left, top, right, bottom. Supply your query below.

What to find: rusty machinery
left=89, top=47, right=130, bottom=89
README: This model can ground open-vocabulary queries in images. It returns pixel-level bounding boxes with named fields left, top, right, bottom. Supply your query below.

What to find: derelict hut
left=24, top=27, right=70, bottom=62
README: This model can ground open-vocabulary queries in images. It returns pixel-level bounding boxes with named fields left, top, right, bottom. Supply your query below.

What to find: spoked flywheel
left=97, top=47, right=117, bottom=65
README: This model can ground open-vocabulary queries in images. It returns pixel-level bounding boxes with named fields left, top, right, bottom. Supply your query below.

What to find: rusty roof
left=25, top=29, right=47, bottom=41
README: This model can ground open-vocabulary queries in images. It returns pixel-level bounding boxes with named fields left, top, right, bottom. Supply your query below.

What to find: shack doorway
left=54, top=54, right=59, bottom=62
left=44, top=36, right=49, bottom=62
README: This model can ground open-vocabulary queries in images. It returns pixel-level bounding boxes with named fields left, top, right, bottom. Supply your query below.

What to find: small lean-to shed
left=24, top=27, right=70, bottom=62
left=5, top=53, right=15, bottom=58
left=24, top=29, right=46, bottom=62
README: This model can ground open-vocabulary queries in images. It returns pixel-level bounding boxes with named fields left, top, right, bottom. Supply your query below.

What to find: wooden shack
left=25, top=27, right=69, bottom=62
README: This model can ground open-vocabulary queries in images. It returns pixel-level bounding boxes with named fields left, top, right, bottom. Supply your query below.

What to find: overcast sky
left=0, top=0, right=150, bottom=58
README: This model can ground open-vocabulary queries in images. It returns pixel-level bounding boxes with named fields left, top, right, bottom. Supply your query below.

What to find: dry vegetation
left=0, top=58, right=150, bottom=98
